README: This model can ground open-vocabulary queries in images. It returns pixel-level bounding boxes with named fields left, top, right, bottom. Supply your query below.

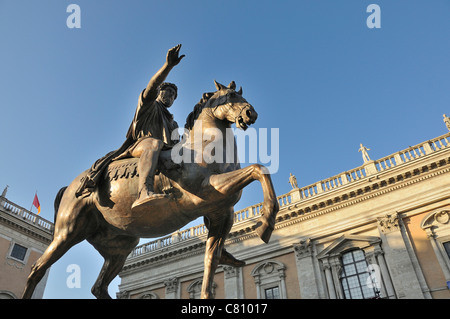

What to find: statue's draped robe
left=76, top=90, right=178, bottom=197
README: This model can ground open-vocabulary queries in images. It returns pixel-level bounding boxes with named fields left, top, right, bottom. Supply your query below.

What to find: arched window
left=251, top=260, right=287, bottom=299
left=421, top=210, right=450, bottom=284
left=0, top=291, right=17, bottom=299
left=187, top=279, right=216, bottom=299
left=339, top=250, right=378, bottom=299
left=139, top=292, right=159, bottom=299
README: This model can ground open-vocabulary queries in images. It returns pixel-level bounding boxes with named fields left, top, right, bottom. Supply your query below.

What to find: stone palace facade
left=0, top=189, right=54, bottom=298
left=117, top=130, right=450, bottom=299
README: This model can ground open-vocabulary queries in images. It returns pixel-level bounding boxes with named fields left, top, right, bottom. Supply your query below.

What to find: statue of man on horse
left=23, top=45, right=279, bottom=299
left=76, top=44, right=184, bottom=211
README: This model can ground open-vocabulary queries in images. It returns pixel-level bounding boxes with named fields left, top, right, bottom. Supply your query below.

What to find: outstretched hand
left=166, top=44, right=185, bottom=67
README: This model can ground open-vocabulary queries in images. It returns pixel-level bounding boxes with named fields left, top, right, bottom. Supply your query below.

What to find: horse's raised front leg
left=207, top=164, right=279, bottom=243
left=201, top=208, right=234, bottom=299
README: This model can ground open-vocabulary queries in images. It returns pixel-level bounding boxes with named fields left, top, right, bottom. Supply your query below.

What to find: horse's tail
left=54, top=186, right=68, bottom=226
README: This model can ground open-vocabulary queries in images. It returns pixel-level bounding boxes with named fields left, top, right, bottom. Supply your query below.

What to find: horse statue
left=22, top=80, right=279, bottom=299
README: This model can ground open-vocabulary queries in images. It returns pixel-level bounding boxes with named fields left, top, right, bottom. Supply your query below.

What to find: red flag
left=33, top=193, right=41, bottom=214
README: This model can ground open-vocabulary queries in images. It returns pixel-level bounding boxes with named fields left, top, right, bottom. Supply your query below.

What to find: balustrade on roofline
left=0, top=197, right=54, bottom=233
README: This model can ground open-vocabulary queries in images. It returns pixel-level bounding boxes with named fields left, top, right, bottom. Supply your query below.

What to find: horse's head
left=208, top=80, right=258, bottom=130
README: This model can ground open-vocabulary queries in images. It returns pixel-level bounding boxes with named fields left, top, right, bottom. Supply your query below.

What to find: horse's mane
left=184, top=92, right=215, bottom=130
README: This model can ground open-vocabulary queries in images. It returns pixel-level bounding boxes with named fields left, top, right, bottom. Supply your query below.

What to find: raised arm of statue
left=142, top=44, right=185, bottom=103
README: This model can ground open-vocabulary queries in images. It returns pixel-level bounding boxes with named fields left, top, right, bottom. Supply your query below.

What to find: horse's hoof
left=131, top=194, right=170, bottom=212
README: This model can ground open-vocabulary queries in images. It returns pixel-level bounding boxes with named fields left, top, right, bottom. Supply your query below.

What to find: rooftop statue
left=289, top=173, right=298, bottom=189
left=443, top=114, right=450, bottom=131
left=358, top=143, right=371, bottom=163
left=22, top=45, right=279, bottom=299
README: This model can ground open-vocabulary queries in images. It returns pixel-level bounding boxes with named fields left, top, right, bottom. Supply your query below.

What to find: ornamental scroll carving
left=420, top=210, right=450, bottom=237
left=163, top=277, right=179, bottom=293
left=377, top=213, right=400, bottom=234
left=433, top=210, right=450, bottom=225
left=293, top=238, right=313, bottom=260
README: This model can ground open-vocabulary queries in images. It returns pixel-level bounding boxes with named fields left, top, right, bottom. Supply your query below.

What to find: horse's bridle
left=211, top=93, right=250, bottom=124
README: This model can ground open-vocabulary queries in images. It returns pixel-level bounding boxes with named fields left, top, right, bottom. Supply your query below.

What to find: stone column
left=374, top=245, right=396, bottom=299
left=253, top=274, right=261, bottom=299
left=365, top=249, right=386, bottom=298
left=293, top=239, right=320, bottom=299
left=330, top=257, right=344, bottom=299
left=278, top=268, right=287, bottom=299
left=224, top=266, right=244, bottom=299
left=322, top=260, right=336, bottom=299
left=377, top=213, right=424, bottom=299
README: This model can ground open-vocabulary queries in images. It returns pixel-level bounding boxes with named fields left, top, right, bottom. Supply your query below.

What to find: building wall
left=118, top=132, right=450, bottom=299
left=404, top=210, right=448, bottom=298
left=0, top=196, right=53, bottom=299
left=0, top=235, right=43, bottom=298
left=240, top=252, right=300, bottom=299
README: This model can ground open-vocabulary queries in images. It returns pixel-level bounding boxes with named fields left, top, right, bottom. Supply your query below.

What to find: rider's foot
left=132, top=190, right=169, bottom=211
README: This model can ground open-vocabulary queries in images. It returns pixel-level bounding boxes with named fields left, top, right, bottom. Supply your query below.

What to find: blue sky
left=1, top=0, right=450, bottom=298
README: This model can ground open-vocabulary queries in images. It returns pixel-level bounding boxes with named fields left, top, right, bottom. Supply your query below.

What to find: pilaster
left=223, top=266, right=244, bottom=299
left=293, top=239, right=320, bottom=299
left=164, top=277, right=179, bottom=299
left=377, top=213, right=424, bottom=299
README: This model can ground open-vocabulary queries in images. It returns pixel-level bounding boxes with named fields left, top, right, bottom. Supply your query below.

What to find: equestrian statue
left=22, top=45, right=279, bottom=299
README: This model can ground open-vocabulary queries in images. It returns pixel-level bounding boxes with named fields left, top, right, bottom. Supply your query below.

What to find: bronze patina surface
left=22, top=45, right=278, bottom=299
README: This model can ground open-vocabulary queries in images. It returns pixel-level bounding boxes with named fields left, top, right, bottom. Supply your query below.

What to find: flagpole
left=30, top=195, right=34, bottom=212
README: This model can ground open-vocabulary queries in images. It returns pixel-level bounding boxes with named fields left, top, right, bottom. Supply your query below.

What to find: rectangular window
left=10, top=243, right=27, bottom=261
left=264, top=287, right=280, bottom=299
left=340, top=250, right=378, bottom=299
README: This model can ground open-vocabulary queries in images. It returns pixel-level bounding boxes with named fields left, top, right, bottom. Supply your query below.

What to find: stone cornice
left=0, top=211, right=53, bottom=244
left=223, top=152, right=450, bottom=243
left=122, top=241, right=206, bottom=272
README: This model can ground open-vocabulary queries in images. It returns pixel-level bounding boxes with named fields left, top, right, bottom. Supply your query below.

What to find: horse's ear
left=237, top=87, right=243, bottom=95
left=214, top=80, right=226, bottom=91
left=228, top=81, right=236, bottom=90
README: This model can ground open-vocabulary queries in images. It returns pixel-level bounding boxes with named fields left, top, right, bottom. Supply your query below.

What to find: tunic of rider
left=126, top=81, right=180, bottom=209
left=75, top=45, right=185, bottom=211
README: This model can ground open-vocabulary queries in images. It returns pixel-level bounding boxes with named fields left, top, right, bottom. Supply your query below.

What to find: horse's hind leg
left=88, top=231, right=139, bottom=299
left=22, top=201, right=95, bottom=299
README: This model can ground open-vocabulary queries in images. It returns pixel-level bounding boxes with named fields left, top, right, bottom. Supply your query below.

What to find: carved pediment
left=421, top=210, right=450, bottom=230
left=317, top=235, right=381, bottom=259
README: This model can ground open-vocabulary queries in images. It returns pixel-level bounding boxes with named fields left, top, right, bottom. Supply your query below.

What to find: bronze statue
left=75, top=44, right=184, bottom=211
left=22, top=45, right=279, bottom=299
